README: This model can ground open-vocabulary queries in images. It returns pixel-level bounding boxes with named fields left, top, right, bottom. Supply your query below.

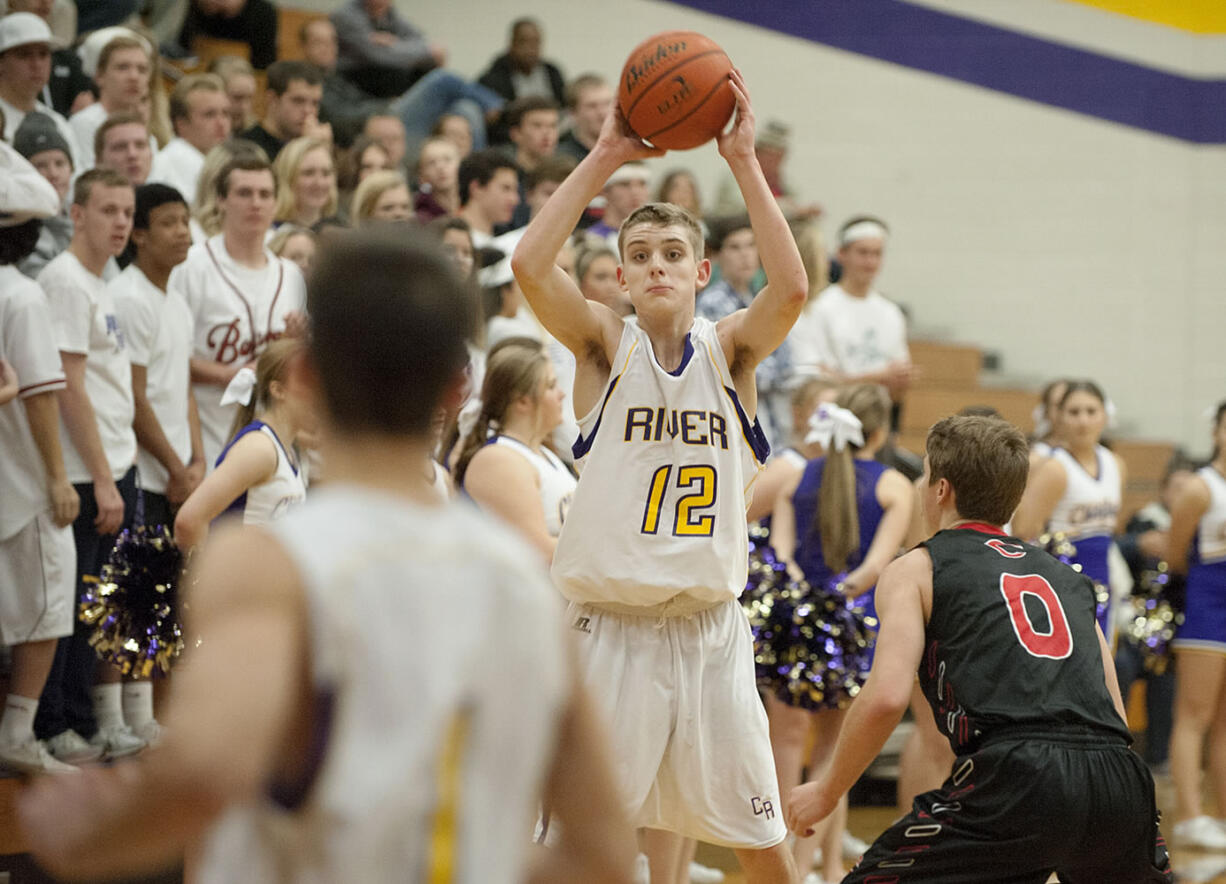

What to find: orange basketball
left=618, top=31, right=735, bottom=151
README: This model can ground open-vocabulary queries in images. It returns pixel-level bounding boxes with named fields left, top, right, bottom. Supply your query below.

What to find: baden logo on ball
left=619, top=31, right=736, bottom=150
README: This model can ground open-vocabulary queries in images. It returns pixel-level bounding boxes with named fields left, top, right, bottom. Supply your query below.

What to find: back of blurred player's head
left=926, top=415, right=1030, bottom=524
left=308, top=230, right=474, bottom=436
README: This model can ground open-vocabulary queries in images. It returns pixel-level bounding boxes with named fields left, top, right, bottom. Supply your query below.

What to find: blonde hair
left=816, top=384, right=891, bottom=573
left=194, top=139, right=269, bottom=235
left=273, top=137, right=337, bottom=224
left=228, top=338, right=305, bottom=441
left=453, top=339, right=548, bottom=488
left=268, top=224, right=315, bottom=256
left=618, top=202, right=704, bottom=264
left=350, top=170, right=408, bottom=226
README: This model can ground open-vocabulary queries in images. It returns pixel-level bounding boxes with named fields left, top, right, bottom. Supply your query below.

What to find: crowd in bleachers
left=2, top=1, right=1225, bottom=879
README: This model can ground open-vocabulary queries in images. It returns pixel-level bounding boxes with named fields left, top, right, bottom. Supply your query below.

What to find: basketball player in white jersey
left=18, top=231, right=637, bottom=884
left=513, top=70, right=808, bottom=884
left=169, top=155, right=307, bottom=469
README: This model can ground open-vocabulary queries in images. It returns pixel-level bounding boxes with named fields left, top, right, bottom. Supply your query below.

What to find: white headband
left=220, top=367, right=257, bottom=407
left=840, top=220, right=888, bottom=247
left=804, top=403, right=864, bottom=452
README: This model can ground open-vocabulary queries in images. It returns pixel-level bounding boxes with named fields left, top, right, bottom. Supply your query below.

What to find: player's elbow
left=510, top=242, right=544, bottom=283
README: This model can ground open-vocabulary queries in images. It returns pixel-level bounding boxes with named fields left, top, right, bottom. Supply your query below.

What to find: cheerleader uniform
left=484, top=436, right=576, bottom=537
left=1046, top=445, right=1120, bottom=635
left=1173, top=466, right=1226, bottom=654
left=215, top=420, right=306, bottom=525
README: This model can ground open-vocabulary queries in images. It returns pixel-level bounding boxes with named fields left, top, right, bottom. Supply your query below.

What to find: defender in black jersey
left=786, top=415, right=1170, bottom=883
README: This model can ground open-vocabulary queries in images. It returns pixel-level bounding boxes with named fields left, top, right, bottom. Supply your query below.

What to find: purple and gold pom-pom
left=743, top=527, right=874, bottom=712
left=79, top=524, right=184, bottom=678
left=1122, top=563, right=1184, bottom=675
left=1039, top=531, right=1082, bottom=573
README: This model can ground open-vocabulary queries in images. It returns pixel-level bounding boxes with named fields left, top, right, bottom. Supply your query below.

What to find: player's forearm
left=133, top=393, right=187, bottom=476
left=22, top=392, right=70, bottom=484
left=513, top=145, right=621, bottom=280
left=190, top=357, right=241, bottom=388
left=727, top=155, right=807, bottom=305
left=58, top=385, right=113, bottom=484
left=819, top=686, right=907, bottom=799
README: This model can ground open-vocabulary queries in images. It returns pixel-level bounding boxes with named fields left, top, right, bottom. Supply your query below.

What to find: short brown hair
left=216, top=155, right=276, bottom=199
left=73, top=168, right=132, bottom=208
left=618, top=202, right=704, bottom=262
left=94, top=110, right=147, bottom=159
left=169, top=73, right=225, bottom=124
left=97, top=35, right=148, bottom=77
left=565, top=73, right=607, bottom=110
left=926, top=415, right=1030, bottom=525
left=308, top=229, right=474, bottom=435
left=524, top=154, right=575, bottom=191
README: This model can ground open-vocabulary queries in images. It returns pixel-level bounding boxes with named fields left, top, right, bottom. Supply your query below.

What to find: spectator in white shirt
left=792, top=215, right=916, bottom=402
left=169, top=155, right=307, bottom=468
left=35, top=168, right=146, bottom=764
left=94, top=111, right=152, bottom=186
left=68, top=31, right=151, bottom=170
left=0, top=12, right=80, bottom=166
left=148, top=73, right=231, bottom=203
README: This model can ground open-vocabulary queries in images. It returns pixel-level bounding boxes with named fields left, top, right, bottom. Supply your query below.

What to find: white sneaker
left=689, top=861, right=725, bottom=883
left=45, top=729, right=103, bottom=764
left=131, top=718, right=162, bottom=746
left=1175, top=816, right=1226, bottom=850
left=843, top=830, right=870, bottom=859
left=89, top=724, right=145, bottom=759
left=0, top=737, right=79, bottom=774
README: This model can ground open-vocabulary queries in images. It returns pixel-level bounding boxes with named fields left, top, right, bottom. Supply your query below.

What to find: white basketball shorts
left=567, top=598, right=786, bottom=849
left=0, top=511, right=76, bottom=645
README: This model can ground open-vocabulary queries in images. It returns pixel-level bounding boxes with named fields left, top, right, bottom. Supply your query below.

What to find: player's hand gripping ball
left=618, top=30, right=736, bottom=150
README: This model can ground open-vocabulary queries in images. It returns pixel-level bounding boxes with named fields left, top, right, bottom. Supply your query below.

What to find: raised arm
left=714, top=71, right=808, bottom=374
left=511, top=106, right=659, bottom=359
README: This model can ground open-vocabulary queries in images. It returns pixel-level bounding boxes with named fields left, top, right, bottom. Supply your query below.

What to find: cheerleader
left=768, top=384, right=912, bottom=882
left=1167, top=402, right=1226, bottom=849
left=454, top=338, right=575, bottom=565
left=747, top=377, right=837, bottom=523
left=1030, top=377, right=1069, bottom=462
left=174, top=339, right=311, bottom=550
left=1013, top=380, right=1124, bottom=637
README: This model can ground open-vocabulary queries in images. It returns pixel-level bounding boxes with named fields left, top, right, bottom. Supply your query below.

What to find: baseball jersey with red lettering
left=170, top=234, right=305, bottom=468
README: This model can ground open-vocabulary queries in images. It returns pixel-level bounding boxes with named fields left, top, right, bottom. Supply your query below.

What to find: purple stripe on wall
left=665, top=0, right=1226, bottom=143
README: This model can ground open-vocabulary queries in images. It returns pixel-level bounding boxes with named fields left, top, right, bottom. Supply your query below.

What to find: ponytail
left=808, top=383, right=892, bottom=574
left=226, top=337, right=303, bottom=441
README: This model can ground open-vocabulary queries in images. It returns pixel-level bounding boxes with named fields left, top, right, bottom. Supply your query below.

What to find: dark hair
left=73, top=168, right=131, bottom=208
left=215, top=155, right=276, bottom=199
left=337, top=134, right=390, bottom=192
left=308, top=229, right=475, bottom=435
left=926, top=415, right=1030, bottom=525
left=133, top=183, right=188, bottom=231
left=265, top=60, right=324, bottom=96
left=0, top=219, right=42, bottom=265
left=94, top=110, right=147, bottom=160
left=706, top=214, right=752, bottom=252
left=510, top=17, right=540, bottom=38
left=1057, top=380, right=1106, bottom=410
left=457, top=149, right=518, bottom=207
left=524, top=154, right=574, bottom=191
left=505, top=95, right=558, bottom=131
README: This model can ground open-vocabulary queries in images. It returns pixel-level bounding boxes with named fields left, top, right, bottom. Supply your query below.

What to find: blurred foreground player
left=787, top=414, right=1170, bottom=883
left=19, top=230, right=636, bottom=884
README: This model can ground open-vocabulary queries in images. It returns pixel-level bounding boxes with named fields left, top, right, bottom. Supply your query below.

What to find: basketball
left=618, top=30, right=735, bottom=150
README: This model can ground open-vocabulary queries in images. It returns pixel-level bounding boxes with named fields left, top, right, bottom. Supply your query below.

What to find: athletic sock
left=91, top=683, right=124, bottom=731
left=0, top=694, right=39, bottom=745
left=121, top=682, right=154, bottom=729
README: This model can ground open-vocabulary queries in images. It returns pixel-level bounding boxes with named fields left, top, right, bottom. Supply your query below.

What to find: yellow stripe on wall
left=1062, top=0, right=1226, bottom=34
left=426, top=711, right=470, bottom=884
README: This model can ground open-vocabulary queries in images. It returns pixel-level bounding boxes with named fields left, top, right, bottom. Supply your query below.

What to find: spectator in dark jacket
left=330, top=0, right=441, bottom=99
left=178, top=0, right=278, bottom=70
left=478, top=19, right=564, bottom=146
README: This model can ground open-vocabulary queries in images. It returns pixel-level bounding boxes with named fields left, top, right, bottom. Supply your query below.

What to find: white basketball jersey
left=1047, top=445, right=1121, bottom=539
left=1196, top=466, right=1226, bottom=565
left=552, top=317, right=768, bottom=607
left=198, top=486, right=567, bottom=884
left=490, top=436, right=576, bottom=536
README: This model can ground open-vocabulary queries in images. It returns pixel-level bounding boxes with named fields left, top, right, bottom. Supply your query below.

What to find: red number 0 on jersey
left=998, top=573, right=1073, bottom=659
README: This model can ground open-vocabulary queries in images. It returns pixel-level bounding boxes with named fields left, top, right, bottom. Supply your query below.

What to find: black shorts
left=845, top=732, right=1171, bottom=884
